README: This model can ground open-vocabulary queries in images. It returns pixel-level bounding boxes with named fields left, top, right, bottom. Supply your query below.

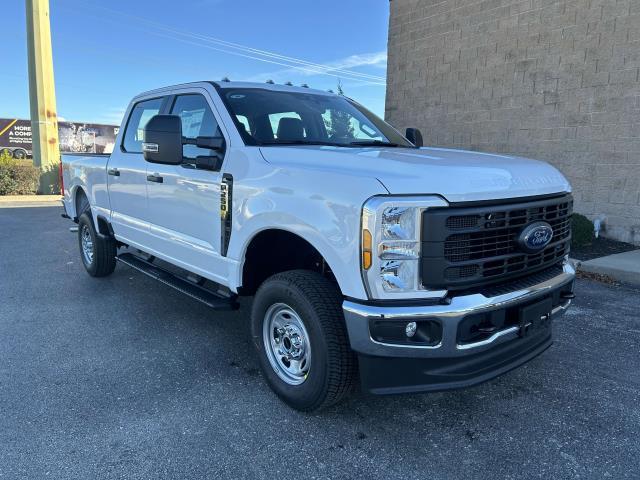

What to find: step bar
left=116, top=253, right=239, bottom=310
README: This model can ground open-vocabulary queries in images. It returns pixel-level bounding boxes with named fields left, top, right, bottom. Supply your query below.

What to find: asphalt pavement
left=1, top=205, right=639, bottom=479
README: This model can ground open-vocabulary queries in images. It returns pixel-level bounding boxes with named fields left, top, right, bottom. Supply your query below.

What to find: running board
left=116, top=253, right=239, bottom=310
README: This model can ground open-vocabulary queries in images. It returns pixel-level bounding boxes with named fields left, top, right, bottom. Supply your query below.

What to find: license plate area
left=518, top=296, right=553, bottom=337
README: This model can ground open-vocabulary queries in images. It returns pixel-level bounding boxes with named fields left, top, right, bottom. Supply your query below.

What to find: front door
left=107, top=97, right=164, bottom=246
left=145, top=92, right=227, bottom=284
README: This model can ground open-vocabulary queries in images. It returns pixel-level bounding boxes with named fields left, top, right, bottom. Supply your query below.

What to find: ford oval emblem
left=518, top=221, right=554, bottom=253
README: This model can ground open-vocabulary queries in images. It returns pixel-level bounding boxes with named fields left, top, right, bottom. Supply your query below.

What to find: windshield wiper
left=348, top=140, right=402, bottom=148
left=260, top=140, right=345, bottom=147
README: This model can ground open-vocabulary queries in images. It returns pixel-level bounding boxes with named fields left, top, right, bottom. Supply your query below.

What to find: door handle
left=107, top=168, right=120, bottom=176
left=147, top=174, right=163, bottom=183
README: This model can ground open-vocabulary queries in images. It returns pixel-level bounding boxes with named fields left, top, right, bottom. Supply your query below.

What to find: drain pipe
left=593, top=215, right=606, bottom=239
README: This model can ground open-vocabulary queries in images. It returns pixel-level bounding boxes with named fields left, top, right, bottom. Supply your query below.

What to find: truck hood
left=259, top=146, right=571, bottom=203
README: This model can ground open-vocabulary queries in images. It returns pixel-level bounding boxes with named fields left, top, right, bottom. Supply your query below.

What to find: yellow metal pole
left=25, top=0, right=60, bottom=194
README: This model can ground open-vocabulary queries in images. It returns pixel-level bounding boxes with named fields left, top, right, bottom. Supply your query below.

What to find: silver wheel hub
left=80, top=224, right=94, bottom=265
left=263, top=303, right=311, bottom=385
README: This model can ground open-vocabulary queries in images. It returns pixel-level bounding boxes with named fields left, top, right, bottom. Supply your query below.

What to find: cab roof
left=138, top=80, right=336, bottom=100
left=213, top=80, right=334, bottom=96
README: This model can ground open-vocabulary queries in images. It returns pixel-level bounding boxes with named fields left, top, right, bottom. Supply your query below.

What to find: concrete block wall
left=386, top=0, right=640, bottom=244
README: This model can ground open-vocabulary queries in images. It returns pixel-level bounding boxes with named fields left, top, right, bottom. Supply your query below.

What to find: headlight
left=380, top=260, right=418, bottom=291
left=361, top=196, right=449, bottom=300
left=381, top=207, right=416, bottom=240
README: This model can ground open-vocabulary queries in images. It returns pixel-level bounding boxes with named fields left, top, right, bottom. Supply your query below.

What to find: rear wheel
left=12, top=148, right=26, bottom=160
left=77, top=213, right=116, bottom=277
left=251, top=270, right=356, bottom=411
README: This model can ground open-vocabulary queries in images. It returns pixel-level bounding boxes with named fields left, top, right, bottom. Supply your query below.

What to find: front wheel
left=251, top=270, right=357, bottom=411
left=78, top=213, right=116, bottom=277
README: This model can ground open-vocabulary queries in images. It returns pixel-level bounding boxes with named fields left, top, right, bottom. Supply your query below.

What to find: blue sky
left=2, top=0, right=390, bottom=125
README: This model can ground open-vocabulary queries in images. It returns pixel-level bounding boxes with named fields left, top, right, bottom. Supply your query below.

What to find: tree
left=325, top=80, right=354, bottom=139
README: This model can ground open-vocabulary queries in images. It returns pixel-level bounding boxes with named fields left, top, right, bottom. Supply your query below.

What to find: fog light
left=370, top=319, right=442, bottom=346
left=405, top=321, right=417, bottom=338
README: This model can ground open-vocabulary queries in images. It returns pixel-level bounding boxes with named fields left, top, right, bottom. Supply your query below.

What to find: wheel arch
left=71, top=186, right=113, bottom=235
left=238, top=227, right=342, bottom=297
left=73, top=185, right=89, bottom=218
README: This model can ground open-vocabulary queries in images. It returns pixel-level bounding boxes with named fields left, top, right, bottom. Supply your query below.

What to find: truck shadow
left=110, top=265, right=555, bottom=418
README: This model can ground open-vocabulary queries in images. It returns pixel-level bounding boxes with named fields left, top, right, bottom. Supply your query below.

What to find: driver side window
left=170, top=94, right=223, bottom=162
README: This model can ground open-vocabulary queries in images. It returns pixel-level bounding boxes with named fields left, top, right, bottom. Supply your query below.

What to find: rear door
left=107, top=97, right=166, bottom=246
left=145, top=91, right=228, bottom=283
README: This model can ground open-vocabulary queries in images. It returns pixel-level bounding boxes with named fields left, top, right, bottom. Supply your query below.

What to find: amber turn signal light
left=362, top=229, right=372, bottom=270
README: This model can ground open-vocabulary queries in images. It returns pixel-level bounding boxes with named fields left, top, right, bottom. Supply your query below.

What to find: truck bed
left=61, top=153, right=111, bottom=221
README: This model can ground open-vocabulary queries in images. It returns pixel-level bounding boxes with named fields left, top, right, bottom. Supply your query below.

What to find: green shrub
left=0, top=158, right=41, bottom=195
left=571, top=213, right=594, bottom=248
left=0, top=149, right=13, bottom=163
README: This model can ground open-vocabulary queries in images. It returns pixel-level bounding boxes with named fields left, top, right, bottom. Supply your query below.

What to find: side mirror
left=197, top=136, right=224, bottom=150
left=143, top=115, right=183, bottom=165
left=195, top=155, right=223, bottom=171
left=184, top=136, right=225, bottom=150
left=405, top=127, right=423, bottom=147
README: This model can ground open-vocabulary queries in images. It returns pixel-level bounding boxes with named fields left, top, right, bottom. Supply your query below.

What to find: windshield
left=218, top=88, right=415, bottom=148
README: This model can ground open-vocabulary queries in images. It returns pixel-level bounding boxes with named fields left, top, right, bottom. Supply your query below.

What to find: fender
left=224, top=162, right=388, bottom=300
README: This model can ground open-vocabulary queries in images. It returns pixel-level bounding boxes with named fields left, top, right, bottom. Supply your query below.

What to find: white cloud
left=249, top=50, right=387, bottom=85
left=327, top=51, right=388, bottom=71
left=95, top=107, right=127, bottom=126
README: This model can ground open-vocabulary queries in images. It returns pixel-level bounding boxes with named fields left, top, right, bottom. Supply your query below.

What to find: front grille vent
left=421, top=195, right=572, bottom=291
left=445, top=264, right=479, bottom=280
left=446, top=215, right=479, bottom=230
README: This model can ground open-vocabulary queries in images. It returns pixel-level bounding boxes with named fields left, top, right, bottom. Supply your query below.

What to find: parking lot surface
left=1, top=205, right=639, bottom=479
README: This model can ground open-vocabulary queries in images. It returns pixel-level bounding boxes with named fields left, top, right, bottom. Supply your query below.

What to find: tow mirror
left=194, top=155, right=223, bottom=171
left=182, top=136, right=225, bottom=171
left=197, top=136, right=224, bottom=150
left=143, top=115, right=183, bottom=165
left=184, top=136, right=225, bottom=150
left=405, top=127, right=423, bottom=147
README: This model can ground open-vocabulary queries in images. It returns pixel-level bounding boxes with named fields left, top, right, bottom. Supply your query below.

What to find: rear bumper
left=343, top=261, right=575, bottom=394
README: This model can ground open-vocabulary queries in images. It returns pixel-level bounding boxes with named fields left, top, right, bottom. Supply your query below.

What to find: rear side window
left=122, top=97, right=164, bottom=153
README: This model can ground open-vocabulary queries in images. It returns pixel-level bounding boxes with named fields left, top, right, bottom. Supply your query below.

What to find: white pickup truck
left=61, top=81, right=576, bottom=411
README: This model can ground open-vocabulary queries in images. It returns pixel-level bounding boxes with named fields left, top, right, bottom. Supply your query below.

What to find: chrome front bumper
left=343, top=262, right=575, bottom=359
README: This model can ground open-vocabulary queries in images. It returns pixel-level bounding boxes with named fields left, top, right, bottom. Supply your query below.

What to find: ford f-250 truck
left=61, top=81, right=576, bottom=411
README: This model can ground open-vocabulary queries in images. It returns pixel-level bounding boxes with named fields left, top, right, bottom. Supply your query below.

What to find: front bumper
left=343, top=262, right=575, bottom=394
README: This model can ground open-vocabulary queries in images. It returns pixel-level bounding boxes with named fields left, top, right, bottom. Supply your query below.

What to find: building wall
left=386, top=0, right=640, bottom=244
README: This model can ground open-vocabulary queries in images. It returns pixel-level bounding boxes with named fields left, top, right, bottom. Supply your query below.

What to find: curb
left=0, top=195, right=61, bottom=203
left=575, top=251, right=640, bottom=287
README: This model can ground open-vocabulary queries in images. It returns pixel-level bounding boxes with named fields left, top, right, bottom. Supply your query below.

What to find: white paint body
left=61, top=82, right=571, bottom=301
